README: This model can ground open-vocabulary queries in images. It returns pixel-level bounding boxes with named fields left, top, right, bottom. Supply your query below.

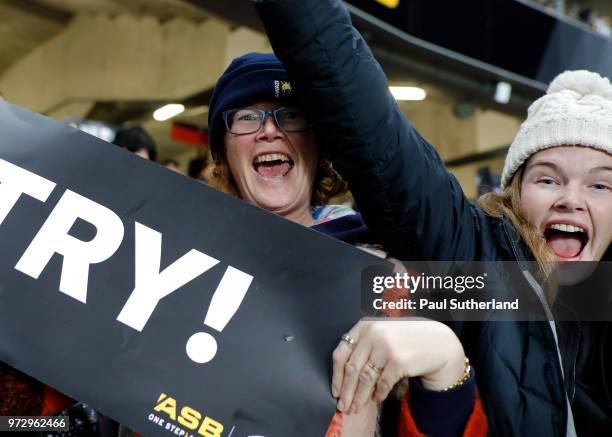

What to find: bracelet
left=437, top=357, right=471, bottom=392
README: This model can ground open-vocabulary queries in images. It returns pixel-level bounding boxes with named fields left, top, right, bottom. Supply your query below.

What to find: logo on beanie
left=273, top=80, right=295, bottom=99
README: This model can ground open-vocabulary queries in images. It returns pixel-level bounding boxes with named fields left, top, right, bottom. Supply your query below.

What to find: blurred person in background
left=594, top=14, right=612, bottom=37
left=162, top=159, right=182, bottom=173
left=534, top=0, right=556, bottom=12
left=188, top=154, right=215, bottom=183
left=113, top=125, right=157, bottom=162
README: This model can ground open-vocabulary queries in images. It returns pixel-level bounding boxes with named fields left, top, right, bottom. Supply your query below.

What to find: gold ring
left=367, top=361, right=383, bottom=374
left=340, top=334, right=357, bottom=349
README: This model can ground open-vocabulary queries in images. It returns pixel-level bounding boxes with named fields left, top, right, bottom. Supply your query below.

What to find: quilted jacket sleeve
left=254, top=0, right=480, bottom=262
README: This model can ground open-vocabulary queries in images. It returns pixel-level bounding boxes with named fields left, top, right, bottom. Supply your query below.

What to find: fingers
left=373, top=364, right=400, bottom=402
left=334, top=321, right=421, bottom=414
left=338, top=338, right=370, bottom=413
left=350, top=355, right=386, bottom=413
left=333, top=320, right=465, bottom=413
left=332, top=325, right=362, bottom=399
left=331, top=337, right=353, bottom=398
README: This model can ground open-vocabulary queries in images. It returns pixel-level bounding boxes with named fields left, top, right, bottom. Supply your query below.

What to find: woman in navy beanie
left=208, top=52, right=350, bottom=225
left=206, top=52, right=484, bottom=436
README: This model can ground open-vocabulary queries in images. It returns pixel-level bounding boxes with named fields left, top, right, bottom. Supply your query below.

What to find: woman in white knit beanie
left=475, top=69, right=612, bottom=435
left=482, top=70, right=612, bottom=433
left=481, top=70, right=612, bottom=268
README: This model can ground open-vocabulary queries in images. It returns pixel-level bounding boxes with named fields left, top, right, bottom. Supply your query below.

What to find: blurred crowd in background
left=69, top=119, right=216, bottom=185
left=534, top=0, right=611, bottom=36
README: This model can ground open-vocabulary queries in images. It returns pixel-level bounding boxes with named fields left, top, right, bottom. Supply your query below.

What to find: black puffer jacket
left=254, top=0, right=611, bottom=435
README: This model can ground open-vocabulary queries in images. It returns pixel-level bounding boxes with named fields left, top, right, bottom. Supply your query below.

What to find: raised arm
left=254, top=0, right=479, bottom=261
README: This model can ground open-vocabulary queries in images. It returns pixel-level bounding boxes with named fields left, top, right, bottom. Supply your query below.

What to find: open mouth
left=543, top=223, right=589, bottom=260
left=253, top=153, right=294, bottom=178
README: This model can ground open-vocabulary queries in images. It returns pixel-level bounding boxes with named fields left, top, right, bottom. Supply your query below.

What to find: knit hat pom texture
left=501, top=70, right=612, bottom=188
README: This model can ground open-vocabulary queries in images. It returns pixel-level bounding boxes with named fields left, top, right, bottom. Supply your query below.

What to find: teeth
left=254, top=153, right=291, bottom=164
left=548, top=223, right=585, bottom=233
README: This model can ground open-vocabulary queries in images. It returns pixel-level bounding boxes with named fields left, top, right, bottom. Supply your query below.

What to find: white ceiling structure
left=0, top=0, right=275, bottom=161
left=0, top=0, right=520, bottom=194
left=0, top=0, right=211, bottom=77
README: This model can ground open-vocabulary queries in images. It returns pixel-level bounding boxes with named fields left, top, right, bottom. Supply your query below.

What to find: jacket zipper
left=501, top=216, right=571, bottom=434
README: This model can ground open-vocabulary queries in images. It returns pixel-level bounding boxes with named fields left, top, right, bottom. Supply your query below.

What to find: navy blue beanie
left=208, top=52, right=297, bottom=159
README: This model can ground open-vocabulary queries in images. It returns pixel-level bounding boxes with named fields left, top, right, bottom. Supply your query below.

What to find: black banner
left=0, top=101, right=385, bottom=436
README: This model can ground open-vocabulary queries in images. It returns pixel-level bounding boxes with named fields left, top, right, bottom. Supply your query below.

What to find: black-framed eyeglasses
left=222, top=107, right=312, bottom=135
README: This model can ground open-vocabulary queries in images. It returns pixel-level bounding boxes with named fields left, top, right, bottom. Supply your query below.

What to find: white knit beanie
left=501, top=70, right=612, bottom=188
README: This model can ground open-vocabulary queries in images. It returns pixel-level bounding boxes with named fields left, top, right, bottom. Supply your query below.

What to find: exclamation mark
left=186, top=266, right=253, bottom=363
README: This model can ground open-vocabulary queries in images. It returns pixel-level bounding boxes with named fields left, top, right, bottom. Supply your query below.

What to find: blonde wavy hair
left=478, top=166, right=556, bottom=278
left=211, top=154, right=349, bottom=206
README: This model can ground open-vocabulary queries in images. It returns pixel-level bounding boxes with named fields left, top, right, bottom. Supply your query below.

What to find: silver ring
left=340, top=334, right=357, bottom=349
left=367, top=361, right=383, bottom=374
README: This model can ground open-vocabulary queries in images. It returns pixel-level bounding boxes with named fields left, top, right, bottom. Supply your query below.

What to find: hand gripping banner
left=0, top=101, right=384, bottom=437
